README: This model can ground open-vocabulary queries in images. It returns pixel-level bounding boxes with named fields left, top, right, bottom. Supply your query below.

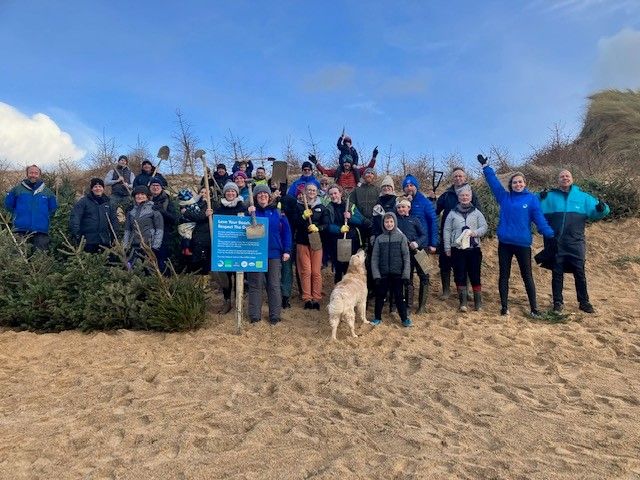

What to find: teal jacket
left=538, top=185, right=609, bottom=260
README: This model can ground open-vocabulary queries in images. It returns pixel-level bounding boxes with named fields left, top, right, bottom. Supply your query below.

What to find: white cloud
left=345, top=101, right=383, bottom=115
left=532, top=0, right=640, bottom=16
left=0, top=102, right=86, bottom=170
left=595, top=28, right=640, bottom=89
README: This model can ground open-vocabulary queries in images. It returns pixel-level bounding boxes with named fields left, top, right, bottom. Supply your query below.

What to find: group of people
left=4, top=135, right=610, bottom=327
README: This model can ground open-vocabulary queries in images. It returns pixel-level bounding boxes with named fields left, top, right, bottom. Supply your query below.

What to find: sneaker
left=459, top=305, right=468, bottom=313
left=500, top=307, right=510, bottom=316
left=370, top=318, right=382, bottom=326
left=304, top=301, right=313, bottom=310
left=553, top=302, right=563, bottom=313
left=402, top=318, right=413, bottom=327
left=529, top=309, right=543, bottom=319
left=312, top=301, right=321, bottom=310
left=579, top=303, right=595, bottom=314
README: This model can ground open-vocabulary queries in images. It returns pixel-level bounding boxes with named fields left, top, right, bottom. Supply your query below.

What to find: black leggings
left=498, top=242, right=537, bottom=311
left=451, top=248, right=482, bottom=288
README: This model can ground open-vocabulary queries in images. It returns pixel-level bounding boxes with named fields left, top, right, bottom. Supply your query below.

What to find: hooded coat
left=123, top=201, right=164, bottom=250
left=70, top=192, right=118, bottom=246
left=4, top=180, right=58, bottom=234
left=371, top=212, right=410, bottom=280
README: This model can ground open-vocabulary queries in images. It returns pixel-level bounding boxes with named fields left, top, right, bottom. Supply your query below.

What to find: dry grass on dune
left=0, top=220, right=639, bottom=479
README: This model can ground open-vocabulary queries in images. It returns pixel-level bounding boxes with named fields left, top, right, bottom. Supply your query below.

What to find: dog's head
left=347, top=249, right=366, bottom=275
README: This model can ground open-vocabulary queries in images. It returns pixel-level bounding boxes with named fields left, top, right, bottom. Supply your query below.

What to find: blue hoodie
left=483, top=166, right=554, bottom=247
left=401, top=175, right=439, bottom=247
left=287, top=174, right=321, bottom=197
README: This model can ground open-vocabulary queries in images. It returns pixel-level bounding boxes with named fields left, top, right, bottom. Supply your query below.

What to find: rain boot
left=440, top=270, right=451, bottom=300
left=457, top=286, right=468, bottom=312
left=406, top=282, right=415, bottom=314
left=416, top=280, right=428, bottom=314
left=473, top=290, right=482, bottom=311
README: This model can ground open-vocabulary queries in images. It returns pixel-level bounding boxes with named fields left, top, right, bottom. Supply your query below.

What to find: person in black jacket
left=434, top=167, right=481, bottom=299
left=337, top=133, right=359, bottom=166
left=149, top=178, right=179, bottom=274
left=133, top=160, right=168, bottom=188
left=70, top=178, right=118, bottom=253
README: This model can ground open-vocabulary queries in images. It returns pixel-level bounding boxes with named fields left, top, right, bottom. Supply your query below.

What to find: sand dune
left=1, top=219, right=639, bottom=479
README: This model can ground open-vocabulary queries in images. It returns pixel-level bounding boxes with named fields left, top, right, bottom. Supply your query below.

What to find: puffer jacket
left=538, top=184, right=609, bottom=260
left=151, top=191, right=179, bottom=250
left=254, top=204, right=292, bottom=259
left=436, top=184, right=481, bottom=235
left=396, top=213, right=427, bottom=248
left=371, top=212, right=410, bottom=280
left=69, top=192, right=118, bottom=246
left=350, top=182, right=380, bottom=219
left=4, top=180, right=58, bottom=234
left=401, top=175, right=439, bottom=248
left=123, top=201, right=164, bottom=249
left=483, top=166, right=554, bottom=247
left=442, top=205, right=488, bottom=253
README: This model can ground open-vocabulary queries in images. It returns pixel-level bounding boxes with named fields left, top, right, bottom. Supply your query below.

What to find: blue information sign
left=211, top=216, right=269, bottom=272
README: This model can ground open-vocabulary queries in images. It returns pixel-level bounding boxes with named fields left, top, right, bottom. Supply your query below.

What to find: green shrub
left=577, top=178, right=640, bottom=220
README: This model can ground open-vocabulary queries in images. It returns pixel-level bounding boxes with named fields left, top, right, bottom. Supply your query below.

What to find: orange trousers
left=296, top=244, right=323, bottom=301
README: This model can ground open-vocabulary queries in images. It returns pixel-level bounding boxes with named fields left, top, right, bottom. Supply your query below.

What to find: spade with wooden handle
left=245, top=183, right=265, bottom=239
left=336, top=197, right=352, bottom=262
left=303, top=190, right=322, bottom=251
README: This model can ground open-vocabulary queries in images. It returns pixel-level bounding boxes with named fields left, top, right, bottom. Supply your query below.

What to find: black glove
left=372, top=146, right=379, bottom=158
left=539, top=189, right=548, bottom=200
left=477, top=154, right=488, bottom=166
left=308, top=154, right=317, bottom=164
left=595, top=199, right=605, bottom=212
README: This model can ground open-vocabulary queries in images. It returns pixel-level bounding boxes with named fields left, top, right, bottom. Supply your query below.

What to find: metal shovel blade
left=413, top=249, right=432, bottom=275
left=337, top=238, right=353, bottom=263
left=246, top=222, right=265, bottom=239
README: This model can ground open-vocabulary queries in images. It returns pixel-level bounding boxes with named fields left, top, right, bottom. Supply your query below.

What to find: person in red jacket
left=311, top=147, right=378, bottom=194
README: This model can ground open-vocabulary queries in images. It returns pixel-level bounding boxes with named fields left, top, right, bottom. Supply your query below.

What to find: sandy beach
left=1, top=219, right=639, bottom=479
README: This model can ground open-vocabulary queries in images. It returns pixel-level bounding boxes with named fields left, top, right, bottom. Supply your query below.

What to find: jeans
left=247, top=258, right=282, bottom=321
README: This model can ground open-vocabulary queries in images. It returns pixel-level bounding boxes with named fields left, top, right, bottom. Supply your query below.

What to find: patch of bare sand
left=1, top=220, right=639, bottom=479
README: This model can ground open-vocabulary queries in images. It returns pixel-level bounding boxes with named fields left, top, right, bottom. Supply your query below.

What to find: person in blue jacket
left=246, top=184, right=292, bottom=324
left=287, top=160, right=321, bottom=197
left=4, top=165, right=58, bottom=251
left=479, top=155, right=554, bottom=317
left=538, top=169, right=609, bottom=314
left=401, top=174, right=439, bottom=251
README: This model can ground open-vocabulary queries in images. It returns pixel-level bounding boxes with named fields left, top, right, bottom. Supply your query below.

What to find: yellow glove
left=308, top=224, right=319, bottom=233
left=302, top=208, right=312, bottom=219
left=340, top=225, right=350, bottom=234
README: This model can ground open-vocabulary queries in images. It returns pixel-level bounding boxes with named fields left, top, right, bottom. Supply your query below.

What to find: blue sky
left=1, top=0, right=639, bottom=171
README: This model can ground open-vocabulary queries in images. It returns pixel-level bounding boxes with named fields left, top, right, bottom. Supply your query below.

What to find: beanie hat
left=380, top=175, right=395, bottom=190
left=455, top=184, right=472, bottom=196
left=295, top=184, right=306, bottom=197
left=344, top=135, right=352, bottom=144
left=233, top=171, right=248, bottom=180
left=149, top=177, right=163, bottom=187
left=141, top=160, right=153, bottom=168
left=90, top=178, right=105, bottom=189
left=118, top=155, right=128, bottom=163
left=396, top=196, right=412, bottom=207
left=301, top=161, right=313, bottom=171
left=363, top=167, right=375, bottom=176
left=253, top=184, right=271, bottom=197
left=342, top=155, right=353, bottom=165
left=177, top=189, right=193, bottom=202
left=132, top=185, right=150, bottom=197
left=402, top=174, right=420, bottom=190
left=223, top=182, right=240, bottom=195
left=216, top=163, right=227, bottom=171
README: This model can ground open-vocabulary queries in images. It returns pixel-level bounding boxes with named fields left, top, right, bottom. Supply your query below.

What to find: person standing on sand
left=538, top=169, right=609, bottom=314
left=479, top=154, right=554, bottom=318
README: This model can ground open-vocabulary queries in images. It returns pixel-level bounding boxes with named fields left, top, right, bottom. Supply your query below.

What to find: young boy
left=371, top=212, right=412, bottom=327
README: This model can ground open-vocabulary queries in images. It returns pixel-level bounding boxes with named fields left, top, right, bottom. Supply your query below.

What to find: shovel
left=336, top=197, right=353, bottom=263
left=245, top=183, right=266, bottom=239
left=413, top=248, right=433, bottom=275
left=303, top=191, right=322, bottom=251
left=270, top=157, right=288, bottom=186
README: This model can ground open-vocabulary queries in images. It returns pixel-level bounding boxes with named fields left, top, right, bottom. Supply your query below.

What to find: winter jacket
left=325, top=201, right=370, bottom=247
left=442, top=205, right=488, bottom=253
left=287, top=174, right=321, bottom=197
left=4, top=180, right=58, bottom=234
left=254, top=204, right=292, bottom=259
left=104, top=167, right=135, bottom=197
left=396, top=214, right=427, bottom=248
left=293, top=198, right=329, bottom=246
left=69, top=192, right=118, bottom=246
left=538, top=185, right=609, bottom=260
left=401, top=176, right=439, bottom=247
left=436, top=184, right=481, bottom=235
left=483, top=166, right=554, bottom=247
left=317, top=157, right=376, bottom=190
left=372, top=193, right=398, bottom=237
left=232, top=160, right=254, bottom=178
left=337, top=136, right=359, bottom=165
left=133, top=171, right=168, bottom=188
left=213, top=172, right=231, bottom=190
left=349, top=182, right=380, bottom=219
left=151, top=192, right=179, bottom=249
left=123, top=201, right=164, bottom=250
left=371, top=212, right=410, bottom=280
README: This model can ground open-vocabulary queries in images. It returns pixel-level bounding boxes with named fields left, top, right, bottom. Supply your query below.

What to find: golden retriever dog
left=328, top=249, right=369, bottom=340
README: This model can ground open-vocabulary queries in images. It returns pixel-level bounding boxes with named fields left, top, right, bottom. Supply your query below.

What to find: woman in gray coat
left=123, top=185, right=164, bottom=268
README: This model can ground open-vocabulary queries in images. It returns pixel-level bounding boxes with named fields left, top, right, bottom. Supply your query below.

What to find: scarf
left=221, top=197, right=242, bottom=208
